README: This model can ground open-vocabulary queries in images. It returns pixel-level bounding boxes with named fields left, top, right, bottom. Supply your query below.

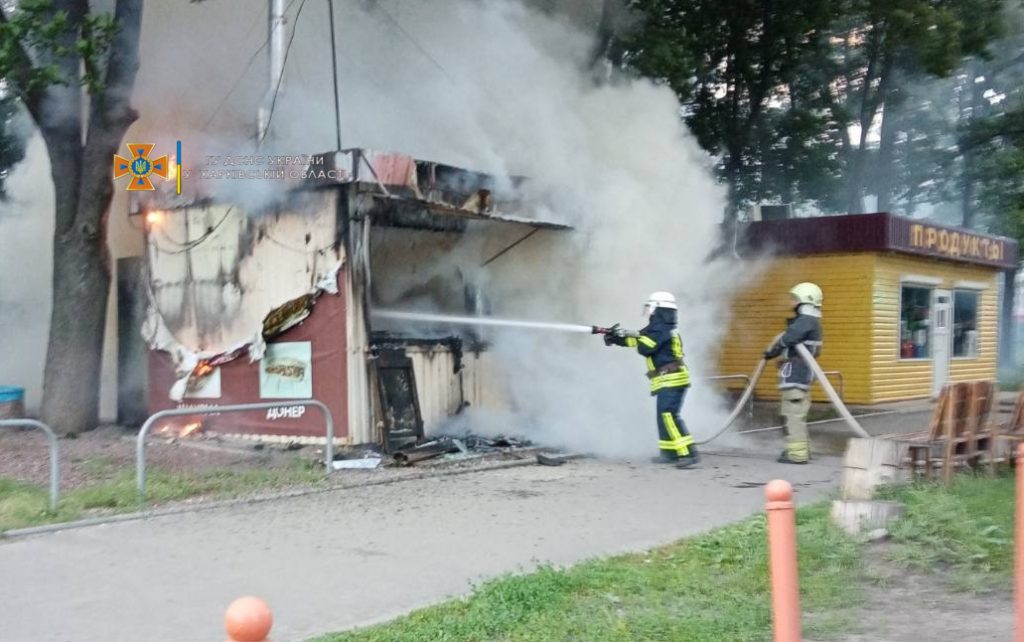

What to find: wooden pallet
left=888, top=381, right=1000, bottom=484
left=979, top=388, right=1024, bottom=470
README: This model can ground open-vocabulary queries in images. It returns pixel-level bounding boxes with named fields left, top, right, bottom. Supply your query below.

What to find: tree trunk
left=37, top=0, right=143, bottom=435
left=41, top=221, right=111, bottom=434
left=724, top=146, right=744, bottom=221
left=961, top=63, right=985, bottom=228
left=845, top=149, right=867, bottom=213
left=588, top=0, right=616, bottom=68
left=875, top=88, right=901, bottom=212
left=845, top=27, right=888, bottom=214
left=961, top=147, right=977, bottom=228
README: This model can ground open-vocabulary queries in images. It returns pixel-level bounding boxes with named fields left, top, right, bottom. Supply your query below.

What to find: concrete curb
left=1, top=456, right=543, bottom=540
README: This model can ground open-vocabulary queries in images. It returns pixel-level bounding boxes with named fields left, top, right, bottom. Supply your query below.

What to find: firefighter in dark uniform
left=604, top=291, right=699, bottom=468
left=763, top=282, right=823, bottom=464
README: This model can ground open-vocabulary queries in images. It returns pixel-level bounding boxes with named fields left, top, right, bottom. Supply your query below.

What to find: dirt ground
left=836, top=548, right=1013, bottom=642
left=0, top=424, right=310, bottom=489
left=0, top=424, right=543, bottom=493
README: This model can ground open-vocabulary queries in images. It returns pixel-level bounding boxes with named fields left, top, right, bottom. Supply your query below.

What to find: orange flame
left=155, top=421, right=203, bottom=439
left=179, top=422, right=202, bottom=438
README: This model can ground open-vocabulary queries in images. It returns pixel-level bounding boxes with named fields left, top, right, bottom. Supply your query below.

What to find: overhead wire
left=367, top=0, right=460, bottom=86
left=199, top=0, right=304, bottom=133
left=365, top=0, right=517, bottom=128
left=327, top=0, right=344, bottom=150
left=148, top=207, right=236, bottom=255
left=262, top=231, right=337, bottom=254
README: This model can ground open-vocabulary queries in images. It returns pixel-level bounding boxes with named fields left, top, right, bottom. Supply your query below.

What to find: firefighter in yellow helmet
left=763, top=282, right=823, bottom=464
left=603, top=291, right=698, bottom=468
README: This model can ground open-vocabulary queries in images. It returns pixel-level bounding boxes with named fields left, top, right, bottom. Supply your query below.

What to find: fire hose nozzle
left=592, top=324, right=637, bottom=338
left=592, top=323, right=621, bottom=335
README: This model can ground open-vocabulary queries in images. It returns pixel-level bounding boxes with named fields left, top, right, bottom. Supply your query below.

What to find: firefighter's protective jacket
left=607, top=307, right=691, bottom=394
left=764, top=304, right=823, bottom=391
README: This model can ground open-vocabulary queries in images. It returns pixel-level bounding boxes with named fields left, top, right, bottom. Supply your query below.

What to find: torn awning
left=304, top=149, right=573, bottom=231
left=129, top=147, right=574, bottom=232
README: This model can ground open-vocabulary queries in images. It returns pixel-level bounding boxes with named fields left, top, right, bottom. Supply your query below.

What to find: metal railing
left=136, top=400, right=335, bottom=500
left=709, top=371, right=844, bottom=401
left=707, top=369, right=845, bottom=420
left=706, top=374, right=755, bottom=418
left=0, top=419, right=59, bottom=510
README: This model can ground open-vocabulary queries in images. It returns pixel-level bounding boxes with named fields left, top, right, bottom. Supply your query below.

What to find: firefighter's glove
left=603, top=324, right=627, bottom=346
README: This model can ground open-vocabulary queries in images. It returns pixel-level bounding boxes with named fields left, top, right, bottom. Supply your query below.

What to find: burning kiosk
left=140, top=149, right=570, bottom=449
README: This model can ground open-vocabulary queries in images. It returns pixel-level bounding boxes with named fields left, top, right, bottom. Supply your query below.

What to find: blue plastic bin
left=0, top=386, right=25, bottom=419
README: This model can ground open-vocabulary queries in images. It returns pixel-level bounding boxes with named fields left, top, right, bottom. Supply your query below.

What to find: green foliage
left=619, top=0, right=838, bottom=212
left=0, top=0, right=119, bottom=98
left=0, top=0, right=120, bottom=196
left=310, top=476, right=1020, bottom=641
left=615, top=0, right=1011, bottom=220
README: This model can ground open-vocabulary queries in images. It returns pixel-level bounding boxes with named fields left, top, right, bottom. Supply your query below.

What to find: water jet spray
left=372, top=309, right=604, bottom=335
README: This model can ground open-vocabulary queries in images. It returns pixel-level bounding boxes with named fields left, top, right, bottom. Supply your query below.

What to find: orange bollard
left=765, top=479, right=802, bottom=642
left=1016, top=444, right=1024, bottom=642
left=224, top=596, right=273, bottom=642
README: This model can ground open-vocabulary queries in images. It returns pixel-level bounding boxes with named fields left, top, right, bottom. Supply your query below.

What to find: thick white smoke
left=139, top=0, right=750, bottom=455
left=0, top=133, right=54, bottom=412
left=298, top=1, right=740, bottom=457
left=3, top=0, right=757, bottom=451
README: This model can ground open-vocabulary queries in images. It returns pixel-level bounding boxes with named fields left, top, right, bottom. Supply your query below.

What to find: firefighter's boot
left=777, top=444, right=809, bottom=465
left=676, top=446, right=700, bottom=468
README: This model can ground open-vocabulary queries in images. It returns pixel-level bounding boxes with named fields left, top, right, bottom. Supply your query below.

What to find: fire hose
left=694, top=340, right=775, bottom=446
left=695, top=336, right=868, bottom=445
left=593, top=327, right=868, bottom=445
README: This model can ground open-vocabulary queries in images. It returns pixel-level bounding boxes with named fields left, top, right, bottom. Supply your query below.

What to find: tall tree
left=966, top=106, right=1024, bottom=239
left=0, top=0, right=144, bottom=434
left=617, top=0, right=837, bottom=218
left=616, top=0, right=1007, bottom=218
left=955, top=3, right=1024, bottom=228
left=827, top=0, right=1002, bottom=214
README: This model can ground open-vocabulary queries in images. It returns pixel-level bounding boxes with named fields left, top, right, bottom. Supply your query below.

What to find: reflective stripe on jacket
left=765, top=304, right=823, bottom=391
left=618, top=307, right=691, bottom=394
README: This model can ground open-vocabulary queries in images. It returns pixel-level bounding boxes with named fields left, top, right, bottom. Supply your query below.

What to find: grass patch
left=0, top=462, right=324, bottom=533
left=311, top=504, right=862, bottom=642
left=878, top=474, right=1014, bottom=589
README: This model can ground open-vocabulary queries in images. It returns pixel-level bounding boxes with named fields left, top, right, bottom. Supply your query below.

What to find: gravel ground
left=0, top=425, right=301, bottom=489
left=0, top=424, right=542, bottom=492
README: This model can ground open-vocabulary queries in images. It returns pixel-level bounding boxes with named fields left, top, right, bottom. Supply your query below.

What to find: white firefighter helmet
left=790, top=282, right=823, bottom=308
left=643, top=291, right=678, bottom=319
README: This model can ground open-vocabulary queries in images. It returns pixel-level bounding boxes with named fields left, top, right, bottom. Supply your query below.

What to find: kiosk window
left=900, top=286, right=932, bottom=359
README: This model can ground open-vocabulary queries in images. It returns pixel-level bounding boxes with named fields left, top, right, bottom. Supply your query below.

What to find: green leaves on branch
left=0, top=0, right=119, bottom=99
left=616, top=0, right=1009, bottom=220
